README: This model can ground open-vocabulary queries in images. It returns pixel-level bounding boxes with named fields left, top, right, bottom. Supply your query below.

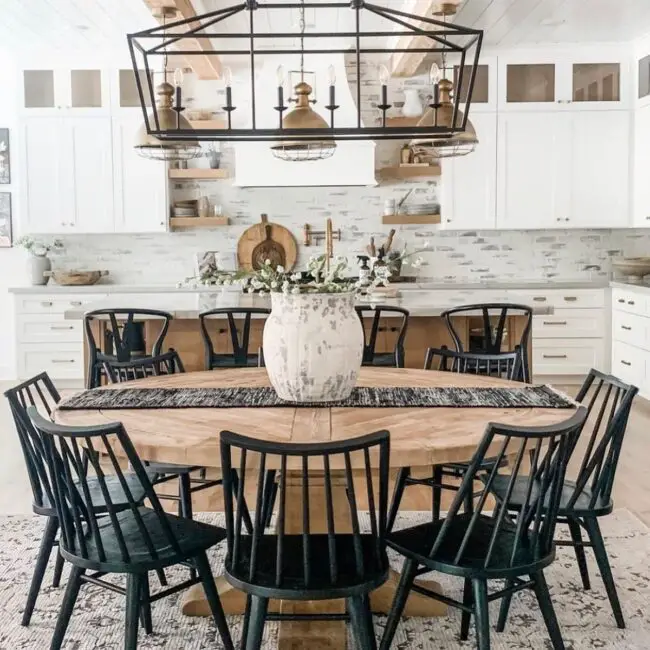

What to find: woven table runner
left=59, top=385, right=575, bottom=410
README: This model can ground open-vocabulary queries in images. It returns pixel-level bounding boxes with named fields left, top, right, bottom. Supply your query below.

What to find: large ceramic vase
left=263, top=292, right=364, bottom=402
left=27, top=254, right=51, bottom=286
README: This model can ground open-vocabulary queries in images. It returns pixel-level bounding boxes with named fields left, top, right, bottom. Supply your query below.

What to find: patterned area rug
left=0, top=510, right=648, bottom=649
left=58, top=385, right=575, bottom=410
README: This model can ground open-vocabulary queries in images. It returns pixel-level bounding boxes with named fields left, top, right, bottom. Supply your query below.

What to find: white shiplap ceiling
left=3, top=0, right=650, bottom=59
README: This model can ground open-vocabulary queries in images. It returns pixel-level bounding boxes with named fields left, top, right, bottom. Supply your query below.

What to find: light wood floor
left=1, top=381, right=649, bottom=527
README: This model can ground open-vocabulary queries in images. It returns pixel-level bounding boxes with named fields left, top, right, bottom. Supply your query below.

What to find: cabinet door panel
left=68, top=118, right=114, bottom=233
left=442, top=113, right=497, bottom=230
left=21, top=117, right=66, bottom=233
left=570, top=111, right=630, bottom=227
left=633, top=106, right=650, bottom=226
left=497, top=112, right=570, bottom=229
left=112, top=116, right=167, bottom=233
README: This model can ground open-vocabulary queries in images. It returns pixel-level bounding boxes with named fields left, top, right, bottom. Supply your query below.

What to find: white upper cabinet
left=21, top=116, right=114, bottom=234
left=498, top=49, right=631, bottom=111
left=633, top=105, right=650, bottom=226
left=112, top=115, right=168, bottom=233
left=569, top=111, right=630, bottom=228
left=441, top=113, right=498, bottom=230
left=21, top=68, right=110, bottom=115
left=497, top=112, right=570, bottom=229
left=451, top=54, right=498, bottom=113
left=497, top=110, right=630, bottom=229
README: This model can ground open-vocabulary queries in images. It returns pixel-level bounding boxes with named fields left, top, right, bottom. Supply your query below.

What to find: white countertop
left=610, top=281, right=650, bottom=294
left=62, top=290, right=554, bottom=320
left=10, top=279, right=609, bottom=295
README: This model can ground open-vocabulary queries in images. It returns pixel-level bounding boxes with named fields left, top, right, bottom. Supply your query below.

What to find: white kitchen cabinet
left=498, top=50, right=630, bottom=112
left=496, top=112, right=570, bottom=229
left=497, top=111, right=630, bottom=229
left=21, top=115, right=114, bottom=234
left=568, top=111, right=630, bottom=228
left=441, top=113, right=497, bottom=230
left=21, top=68, right=110, bottom=116
left=112, top=115, right=168, bottom=233
left=633, top=105, right=650, bottom=226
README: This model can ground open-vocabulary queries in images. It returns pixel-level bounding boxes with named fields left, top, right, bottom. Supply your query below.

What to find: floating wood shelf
left=168, top=168, right=229, bottom=180
left=382, top=213, right=441, bottom=225
left=377, top=164, right=441, bottom=180
left=170, top=216, right=229, bottom=229
left=189, top=119, right=227, bottom=130
left=385, top=116, right=422, bottom=127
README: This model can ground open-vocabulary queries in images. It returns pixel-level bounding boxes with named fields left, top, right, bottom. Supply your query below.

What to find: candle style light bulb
left=328, top=65, right=336, bottom=85
left=429, top=63, right=441, bottom=85
left=378, top=64, right=390, bottom=86
left=173, top=67, right=184, bottom=87
left=276, top=65, right=286, bottom=86
left=223, top=66, right=233, bottom=87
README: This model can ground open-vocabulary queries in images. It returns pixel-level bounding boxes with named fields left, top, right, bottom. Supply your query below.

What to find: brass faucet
left=303, top=220, right=341, bottom=270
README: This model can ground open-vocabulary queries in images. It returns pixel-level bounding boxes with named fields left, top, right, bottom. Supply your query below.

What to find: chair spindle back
left=103, top=350, right=185, bottom=384
left=425, top=347, right=522, bottom=382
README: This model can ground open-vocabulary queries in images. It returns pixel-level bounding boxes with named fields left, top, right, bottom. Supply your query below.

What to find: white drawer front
left=18, top=344, right=84, bottom=380
left=611, top=341, right=646, bottom=387
left=534, top=309, right=604, bottom=339
left=611, top=288, right=647, bottom=316
left=16, top=293, right=106, bottom=314
left=17, top=314, right=82, bottom=344
left=533, top=340, right=604, bottom=376
left=611, top=310, right=650, bottom=349
left=510, top=289, right=605, bottom=310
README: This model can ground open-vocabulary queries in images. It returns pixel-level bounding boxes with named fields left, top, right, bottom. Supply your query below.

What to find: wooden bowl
left=612, top=258, right=650, bottom=283
left=45, top=270, right=109, bottom=286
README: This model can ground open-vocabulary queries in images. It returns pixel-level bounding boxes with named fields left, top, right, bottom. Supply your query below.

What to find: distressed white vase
left=27, top=254, right=51, bottom=286
left=263, top=292, right=364, bottom=402
left=402, top=89, right=424, bottom=117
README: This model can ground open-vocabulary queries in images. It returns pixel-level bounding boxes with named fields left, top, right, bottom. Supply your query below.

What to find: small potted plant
left=15, top=236, right=64, bottom=286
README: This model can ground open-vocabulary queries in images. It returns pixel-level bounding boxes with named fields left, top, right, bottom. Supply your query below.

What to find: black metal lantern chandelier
left=127, top=0, right=483, bottom=160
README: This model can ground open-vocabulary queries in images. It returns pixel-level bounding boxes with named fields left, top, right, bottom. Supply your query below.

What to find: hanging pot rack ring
left=127, top=0, right=483, bottom=144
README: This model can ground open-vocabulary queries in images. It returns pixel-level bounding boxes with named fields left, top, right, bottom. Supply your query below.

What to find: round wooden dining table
left=54, top=367, right=577, bottom=650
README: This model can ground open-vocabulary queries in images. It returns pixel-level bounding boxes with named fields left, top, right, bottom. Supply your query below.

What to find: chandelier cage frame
left=127, top=0, right=483, bottom=144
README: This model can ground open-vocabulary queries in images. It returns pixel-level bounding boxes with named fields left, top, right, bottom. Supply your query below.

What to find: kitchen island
left=63, top=289, right=552, bottom=383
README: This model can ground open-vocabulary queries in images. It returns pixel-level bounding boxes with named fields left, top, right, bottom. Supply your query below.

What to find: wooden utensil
left=385, top=229, right=396, bottom=253
left=237, top=214, right=298, bottom=271
left=251, top=215, right=286, bottom=270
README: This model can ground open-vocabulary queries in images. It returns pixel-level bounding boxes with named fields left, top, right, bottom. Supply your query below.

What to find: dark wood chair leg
left=379, top=559, right=418, bottom=650
left=23, top=516, right=58, bottom=626
left=124, top=574, right=141, bottom=650
left=495, top=580, right=514, bottom=633
left=52, top=549, right=65, bottom=588
left=178, top=474, right=197, bottom=580
left=347, top=594, right=377, bottom=650
left=432, top=465, right=443, bottom=523
left=244, top=596, right=269, bottom=650
left=584, top=517, right=625, bottom=629
left=50, top=566, right=84, bottom=650
left=155, top=568, right=168, bottom=587
left=567, top=517, right=591, bottom=590
left=532, top=571, right=566, bottom=650
left=194, top=551, right=234, bottom=650
left=460, top=577, right=473, bottom=640
left=387, top=467, right=410, bottom=532
left=139, top=574, right=153, bottom=634
left=472, top=579, right=490, bottom=650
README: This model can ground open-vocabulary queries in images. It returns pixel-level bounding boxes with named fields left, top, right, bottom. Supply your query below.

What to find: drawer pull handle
left=621, top=360, right=632, bottom=366
left=51, top=359, right=76, bottom=364
left=628, top=301, right=635, bottom=305
left=621, top=325, right=632, bottom=331
left=40, top=301, right=53, bottom=307
left=542, top=354, right=567, bottom=359
left=532, top=297, right=547, bottom=302
left=69, top=301, right=83, bottom=307
left=617, top=299, right=625, bottom=303
left=563, top=296, right=577, bottom=302
left=543, top=321, right=567, bottom=325
left=50, top=325, right=75, bottom=331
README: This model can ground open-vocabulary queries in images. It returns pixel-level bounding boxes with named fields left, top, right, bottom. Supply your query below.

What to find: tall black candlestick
left=175, top=85, right=182, bottom=110
left=278, top=85, right=284, bottom=108
left=433, top=82, right=440, bottom=107
left=381, top=84, right=388, bottom=107
left=226, top=85, right=232, bottom=108
left=329, top=84, right=336, bottom=107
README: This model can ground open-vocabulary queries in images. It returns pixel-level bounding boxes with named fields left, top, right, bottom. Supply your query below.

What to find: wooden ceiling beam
left=390, top=0, right=463, bottom=78
left=141, top=0, right=222, bottom=80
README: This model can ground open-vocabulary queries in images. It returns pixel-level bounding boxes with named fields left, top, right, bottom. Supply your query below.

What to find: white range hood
left=234, top=54, right=376, bottom=187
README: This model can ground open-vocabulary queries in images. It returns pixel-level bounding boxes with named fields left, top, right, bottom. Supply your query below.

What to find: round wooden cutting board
left=237, top=214, right=298, bottom=271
